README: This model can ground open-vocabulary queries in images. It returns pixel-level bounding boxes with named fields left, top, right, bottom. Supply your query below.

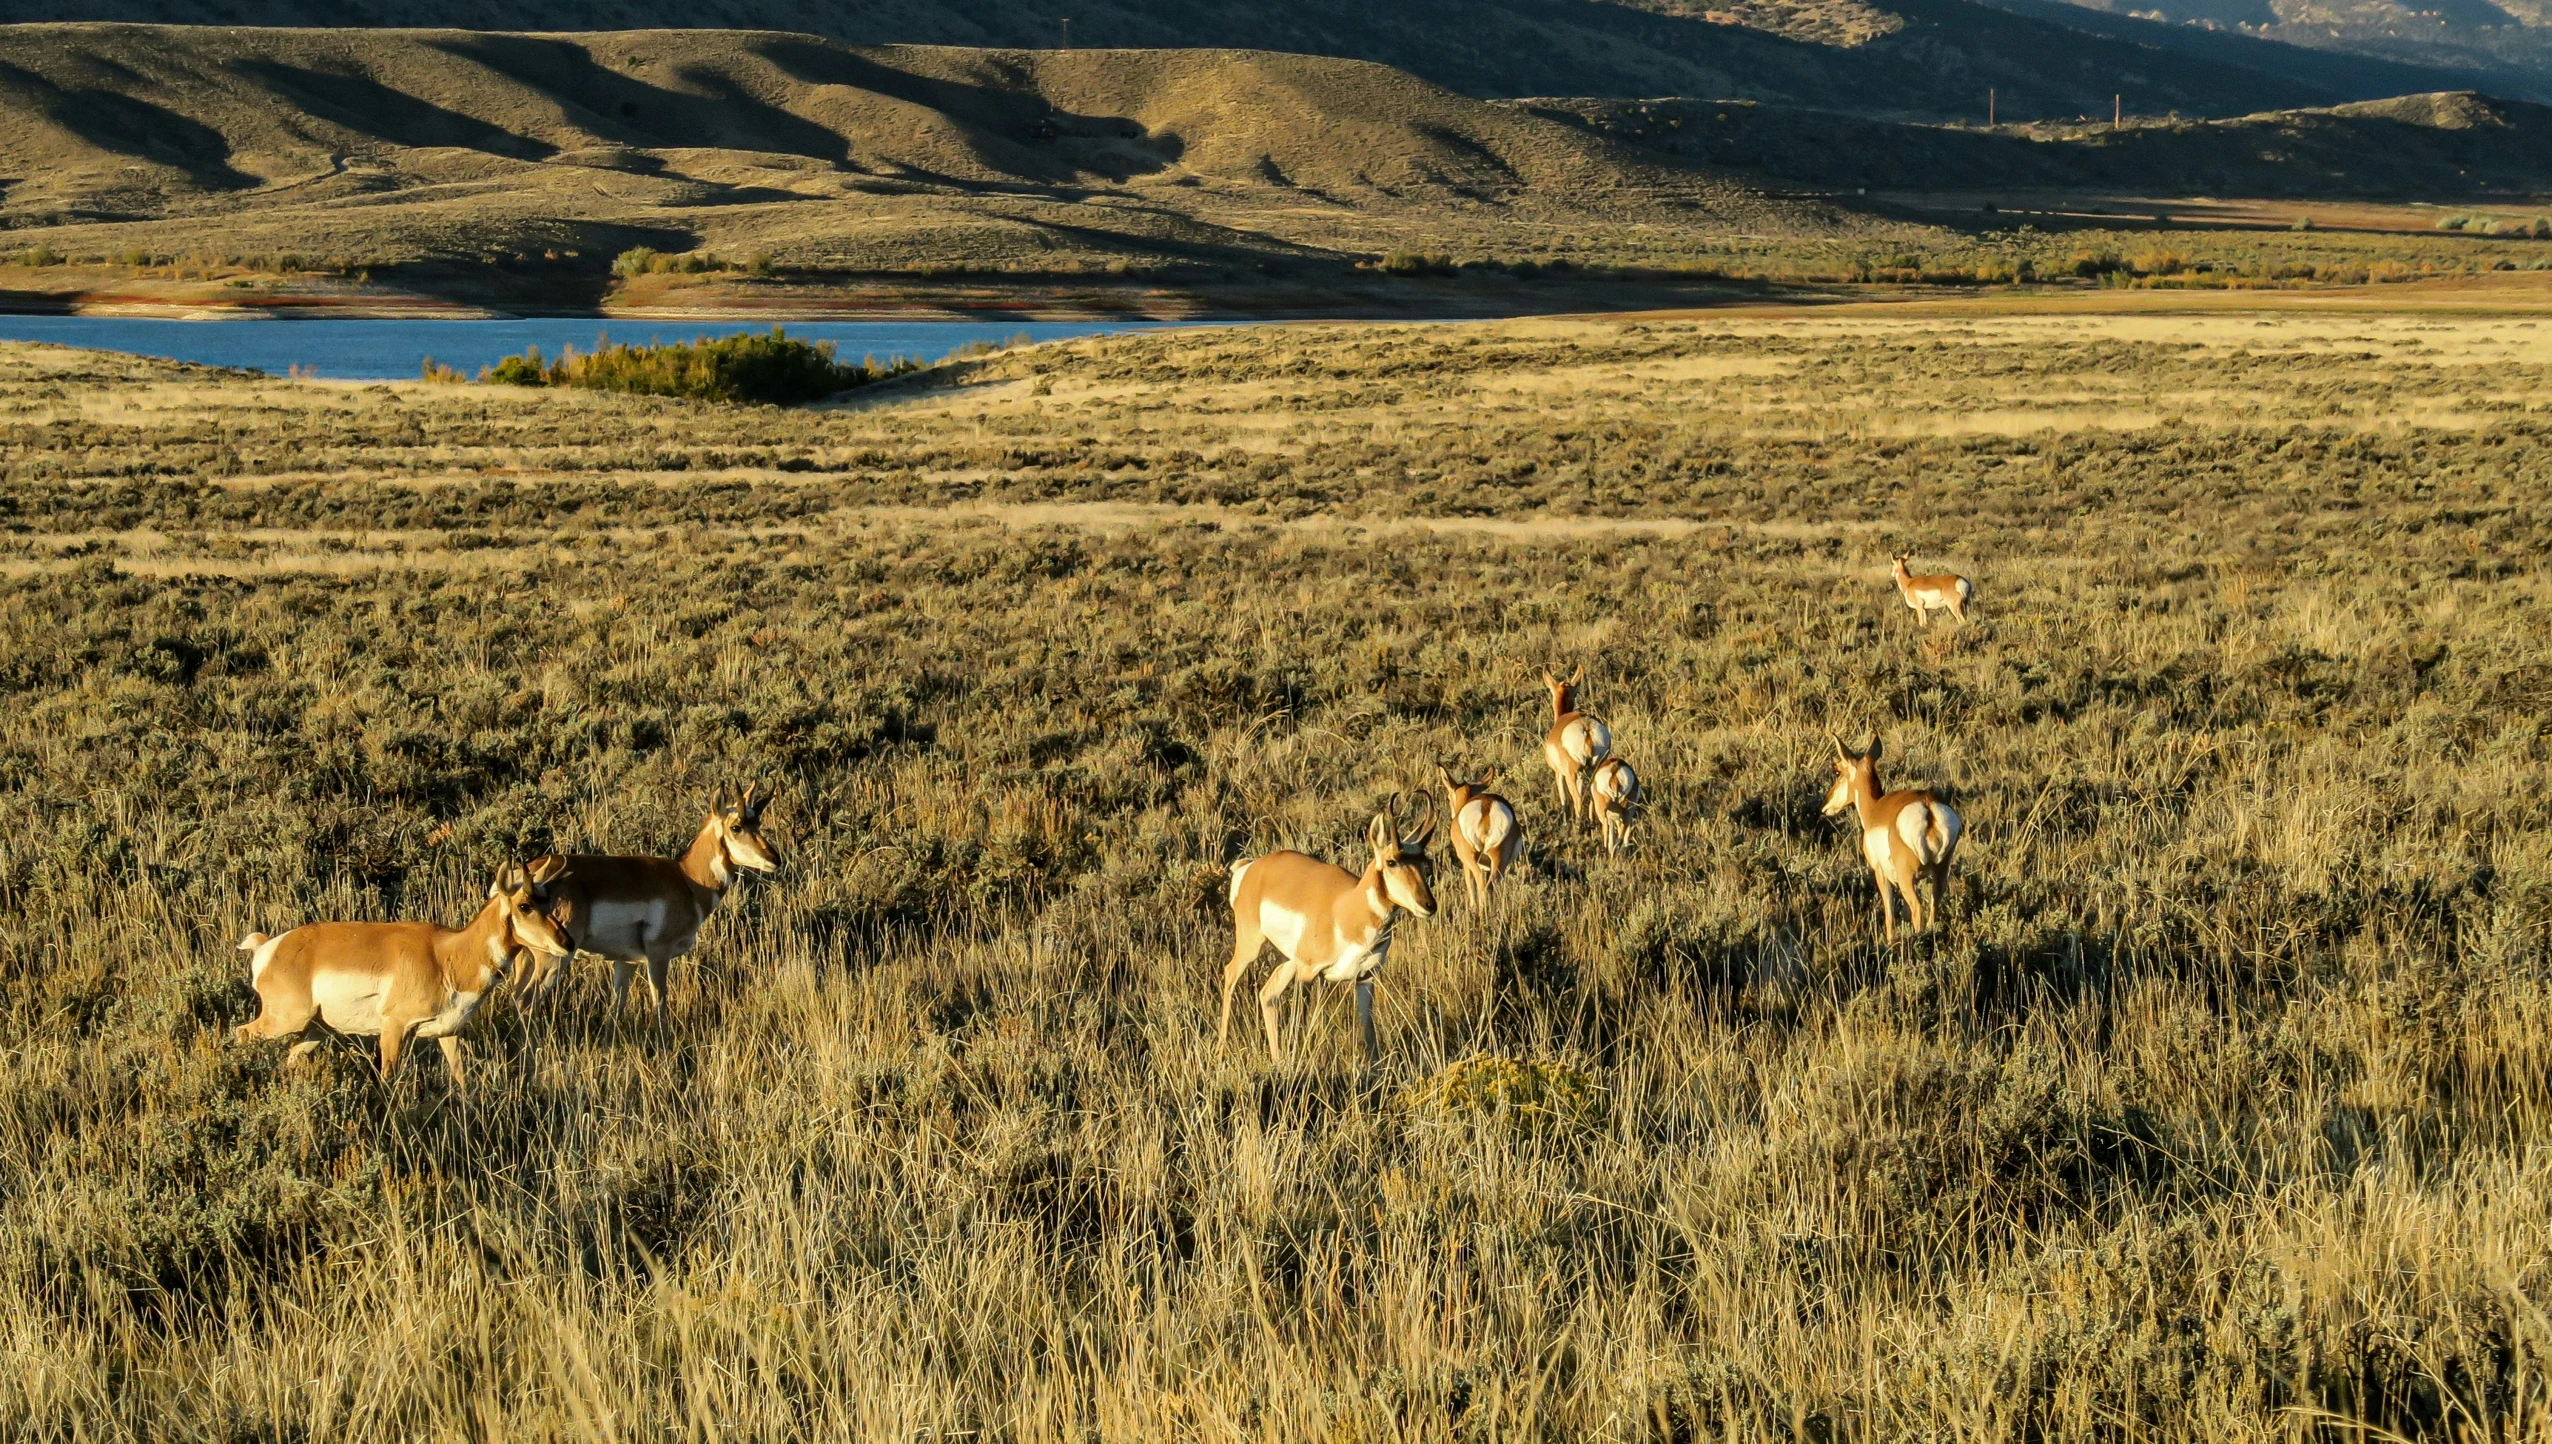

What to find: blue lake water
left=0, top=317, right=1175, bottom=380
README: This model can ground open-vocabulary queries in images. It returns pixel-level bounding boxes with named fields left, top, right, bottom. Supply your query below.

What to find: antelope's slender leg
left=1258, top=962, right=1299, bottom=1062
left=1891, top=854, right=1927, bottom=934
left=1355, top=979, right=1378, bottom=1065
left=610, top=959, right=638, bottom=1022
left=438, top=1035, right=470, bottom=1098
left=1221, top=922, right=1262, bottom=1046
left=1871, top=863, right=1896, bottom=945
left=376, top=1023, right=409, bottom=1085
left=645, top=954, right=673, bottom=1048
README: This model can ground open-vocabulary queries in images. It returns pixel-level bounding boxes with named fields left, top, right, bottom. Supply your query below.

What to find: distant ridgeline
left=1524, top=90, right=2552, bottom=195
left=0, top=0, right=2531, bottom=115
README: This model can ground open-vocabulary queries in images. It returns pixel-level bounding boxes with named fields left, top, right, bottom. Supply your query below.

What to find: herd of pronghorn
left=233, top=557, right=1976, bottom=1088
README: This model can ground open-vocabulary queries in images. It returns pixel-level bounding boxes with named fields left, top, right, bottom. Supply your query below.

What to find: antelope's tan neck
left=677, top=822, right=731, bottom=896
left=436, top=898, right=511, bottom=989
left=1850, top=773, right=1890, bottom=830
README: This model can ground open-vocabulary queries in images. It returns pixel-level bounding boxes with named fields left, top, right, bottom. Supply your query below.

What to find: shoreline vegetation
left=440, top=330, right=928, bottom=405
left=18, top=226, right=2552, bottom=323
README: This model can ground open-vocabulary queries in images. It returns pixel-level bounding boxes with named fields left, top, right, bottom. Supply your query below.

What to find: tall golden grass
left=0, top=309, right=2547, bottom=1438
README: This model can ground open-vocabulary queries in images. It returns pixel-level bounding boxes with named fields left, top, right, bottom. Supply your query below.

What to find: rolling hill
left=1529, top=87, right=2552, bottom=195
left=0, top=23, right=1838, bottom=300
left=0, top=0, right=2523, bottom=117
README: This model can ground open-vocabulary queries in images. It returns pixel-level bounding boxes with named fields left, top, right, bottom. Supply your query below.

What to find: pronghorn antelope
left=1542, top=666, right=1612, bottom=823
left=1822, top=735, right=1963, bottom=944
left=1222, top=793, right=1438, bottom=1064
left=1891, top=554, right=1974, bottom=626
left=519, top=784, right=782, bottom=1043
left=1590, top=756, right=1641, bottom=855
left=1438, top=766, right=1522, bottom=909
left=233, top=861, right=571, bottom=1093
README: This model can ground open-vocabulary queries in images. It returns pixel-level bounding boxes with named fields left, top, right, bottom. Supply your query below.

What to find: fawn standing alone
left=1892, top=554, right=1974, bottom=625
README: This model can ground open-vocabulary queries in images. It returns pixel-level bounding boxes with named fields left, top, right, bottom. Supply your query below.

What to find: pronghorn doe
left=1892, top=554, right=1974, bottom=625
left=233, top=861, right=571, bottom=1093
left=1222, top=793, right=1438, bottom=1064
left=1590, top=756, right=1641, bottom=855
left=519, top=784, right=782, bottom=1043
left=1439, top=766, right=1522, bottom=908
left=1542, top=666, right=1612, bottom=823
left=1822, top=735, right=1963, bottom=944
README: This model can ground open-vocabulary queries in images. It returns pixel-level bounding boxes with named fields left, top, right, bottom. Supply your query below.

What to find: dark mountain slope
left=1529, top=88, right=2552, bottom=195
left=0, top=0, right=2512, bottom=116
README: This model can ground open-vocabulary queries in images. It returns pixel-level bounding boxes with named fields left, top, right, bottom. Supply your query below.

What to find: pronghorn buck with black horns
left=1892, top=553, right=1974, bottom=626
left=1222, top=793, right=1439, bottom=1064
left=1542, top=666, right=1612, bottom=824
left=520, top=784, right=783, bottom=1043
left=1590, top=755, right=1641, bottom=855
left=233, top=861, right=571, bottom=1094
left=1823, top=735, right=1963, bottom=944
left=1439, top=766, right=1522, bottom=909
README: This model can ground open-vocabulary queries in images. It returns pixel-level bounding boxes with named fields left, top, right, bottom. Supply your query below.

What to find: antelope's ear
left=528, top=855, right=568, bottom=885
left=1865, top=735, right=1884, bottom=762
left=1829, top=732, right=1849, bottom=762
left=1368, top=812, right=1394, bottom=851
left=1436, top=765, right=1454, bottom=790
left=1482, top=765, right=1500, bottom=788
left=1542, top=671, right=1559, bottom=689
left=1570, top=663, right=1585, bottom=687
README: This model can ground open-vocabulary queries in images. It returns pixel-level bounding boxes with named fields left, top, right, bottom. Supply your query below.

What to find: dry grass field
left=4, top=295, right=2552, bottom=1439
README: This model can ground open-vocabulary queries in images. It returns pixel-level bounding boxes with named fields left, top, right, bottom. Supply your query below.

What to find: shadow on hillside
left=423, top=33, right=856, bottom=164
left=0, top=60, right=258, bottom=192
left=761, top=39, right=1177, bottom=184
left=229, top=59, right=558, bottom=161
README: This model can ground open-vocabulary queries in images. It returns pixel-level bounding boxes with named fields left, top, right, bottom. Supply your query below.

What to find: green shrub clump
left=1399, top=1054, right=1604, bottom=1132
left=1377, top=250, right=1458, bottom=276
left=475, top=329, right=917, bottom=405
left=612, top=246, right=750, bottom=277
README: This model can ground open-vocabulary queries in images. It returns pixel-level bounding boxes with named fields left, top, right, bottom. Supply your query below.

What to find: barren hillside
left=0, top=0, right=2512, bottom=116
left=1530, top=87, right=2552, bottom=195
left=0, top=24, right=1828, bottom=286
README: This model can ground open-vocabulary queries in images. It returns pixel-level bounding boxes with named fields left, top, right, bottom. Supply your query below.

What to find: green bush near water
left=478, top=330, right=918, bottom=405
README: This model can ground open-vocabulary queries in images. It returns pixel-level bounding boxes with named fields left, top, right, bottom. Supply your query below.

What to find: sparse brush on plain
left=3, top=310, right=2552, bottom=1439
left=612, top=245, right=747, bottom=277
left=1399, top=1054, right=1604, bottom=1131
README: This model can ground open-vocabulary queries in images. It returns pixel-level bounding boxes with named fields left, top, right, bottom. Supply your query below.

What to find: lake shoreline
left=0, top=265, right=1813, bottom=324
left=0, top=317, right=1182, bottom=380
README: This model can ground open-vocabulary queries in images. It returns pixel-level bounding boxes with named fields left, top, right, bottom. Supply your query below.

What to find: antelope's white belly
left=1319, top=936, right=1389, bottom=984
left=310, top=966, right=390, bottom=1036
left=412, top=988, right=488, bottom=1040
left=580, top=898, right=690, bottom=960
left=1258, top=899, right=1311, bottom=963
